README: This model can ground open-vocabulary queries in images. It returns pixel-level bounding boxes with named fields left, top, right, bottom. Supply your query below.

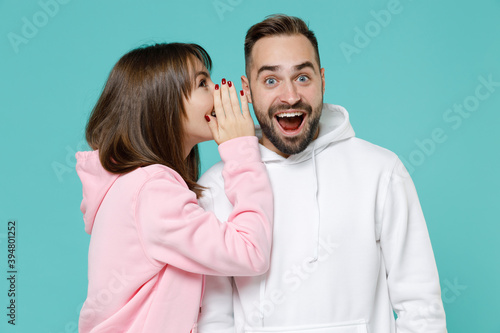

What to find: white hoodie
left=197, top=104, right=447, bottom=333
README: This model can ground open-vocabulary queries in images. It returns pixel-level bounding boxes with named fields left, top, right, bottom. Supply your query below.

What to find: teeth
left=211, top=111, right=216, bottom=116
left=276, top=112, right=303, bottom=118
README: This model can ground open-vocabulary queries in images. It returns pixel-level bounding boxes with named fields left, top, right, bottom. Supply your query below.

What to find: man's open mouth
left=275, top=111, right=306, bottom=135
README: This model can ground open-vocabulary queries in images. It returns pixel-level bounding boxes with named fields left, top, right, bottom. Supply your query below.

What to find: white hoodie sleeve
left=197, top=275, right=235, bottom=332
left=379, top=158, right=447, bottom=332
left=197, top=169, right=237, bottom=333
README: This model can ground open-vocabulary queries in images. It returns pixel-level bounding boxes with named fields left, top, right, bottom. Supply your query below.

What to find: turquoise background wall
left=1, top=0, right=499, bottom=332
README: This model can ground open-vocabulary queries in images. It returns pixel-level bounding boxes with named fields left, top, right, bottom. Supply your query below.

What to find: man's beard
left=254, top=100, right=322, bottom=155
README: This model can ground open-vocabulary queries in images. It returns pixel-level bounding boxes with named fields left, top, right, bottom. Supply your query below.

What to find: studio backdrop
left=1, top=0, right=499, bottom=332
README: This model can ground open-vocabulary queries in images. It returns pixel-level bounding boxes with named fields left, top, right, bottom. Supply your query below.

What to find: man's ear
left=321, top=68, right=325, bottom=95
left=241, top=75, right=252, bottom=104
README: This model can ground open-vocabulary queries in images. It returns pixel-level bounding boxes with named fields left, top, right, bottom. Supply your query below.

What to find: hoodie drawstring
left=309, top=147, right=321, bottom=263
left=258, top=275, right=266, bottom=324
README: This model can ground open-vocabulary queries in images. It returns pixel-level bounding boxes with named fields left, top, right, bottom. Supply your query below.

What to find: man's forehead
left=250, top=35, right=319, bottom=73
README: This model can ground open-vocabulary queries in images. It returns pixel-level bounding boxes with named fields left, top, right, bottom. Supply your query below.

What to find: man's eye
left=265, top=78, right=277, bottom=85
left=297, top=75, right=309, bottom=82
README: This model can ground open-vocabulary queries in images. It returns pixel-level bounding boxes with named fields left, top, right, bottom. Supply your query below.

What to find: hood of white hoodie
left=75, top=150, right=120, bottom=234
left=255, top=104, right=355, bottom=164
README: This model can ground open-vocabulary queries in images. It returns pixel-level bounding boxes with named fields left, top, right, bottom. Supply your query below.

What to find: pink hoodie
left=76, top=136, right=273, bottom=333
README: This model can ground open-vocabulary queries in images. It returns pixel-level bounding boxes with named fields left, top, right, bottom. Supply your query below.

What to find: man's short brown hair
left=244, top=14, right=321, bottom=77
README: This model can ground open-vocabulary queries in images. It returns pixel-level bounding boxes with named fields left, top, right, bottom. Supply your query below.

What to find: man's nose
left=279, top=80, right=300, bottom=105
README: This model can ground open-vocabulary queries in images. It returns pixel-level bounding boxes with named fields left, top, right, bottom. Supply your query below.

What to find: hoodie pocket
left=244, top=320, right=368, bottom=333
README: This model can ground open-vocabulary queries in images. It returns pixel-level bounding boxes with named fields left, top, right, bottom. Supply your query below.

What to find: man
left=197, top=14, right=447, bottom=332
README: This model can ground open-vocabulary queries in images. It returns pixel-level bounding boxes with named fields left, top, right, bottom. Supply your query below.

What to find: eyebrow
left=256, top=65, right=280, bottom=78
left=295, top=61, right=316, bottom=72
left=256, top=61, right=316, bottom=78
left=195, top=70, right=209, bottom=78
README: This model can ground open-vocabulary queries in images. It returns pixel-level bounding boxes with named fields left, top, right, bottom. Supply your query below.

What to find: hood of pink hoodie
left=75, top=150, right=120, bottom=234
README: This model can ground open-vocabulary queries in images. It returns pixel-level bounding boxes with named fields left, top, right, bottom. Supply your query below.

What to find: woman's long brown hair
left=86, top=43, right=211, bottom=197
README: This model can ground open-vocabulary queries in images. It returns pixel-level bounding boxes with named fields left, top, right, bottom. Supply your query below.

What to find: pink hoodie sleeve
left=135, top=136, right=273, bottom=276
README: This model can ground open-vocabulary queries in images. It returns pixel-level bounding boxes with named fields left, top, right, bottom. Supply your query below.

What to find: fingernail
left=228, top=81, right=232, bottom=87
left=240, top=90, right=244, bottom=96
left=215, top=84, right=219, bottom=90
left=221, top=78, right=226, bottom=85
left=205, top=115, right=210, bottom=122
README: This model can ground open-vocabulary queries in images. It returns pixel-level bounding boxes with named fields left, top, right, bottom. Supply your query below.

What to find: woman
left=76, top=43, right=273, bottom=332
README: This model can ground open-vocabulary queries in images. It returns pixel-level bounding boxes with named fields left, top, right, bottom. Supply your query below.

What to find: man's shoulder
left=199, top=161, right=225, bottom=187
left=198, top=161, right=232, bottom=213
left=336, top=136, right=398, bottom=162
left=349, top=137, right=396, bottom=157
